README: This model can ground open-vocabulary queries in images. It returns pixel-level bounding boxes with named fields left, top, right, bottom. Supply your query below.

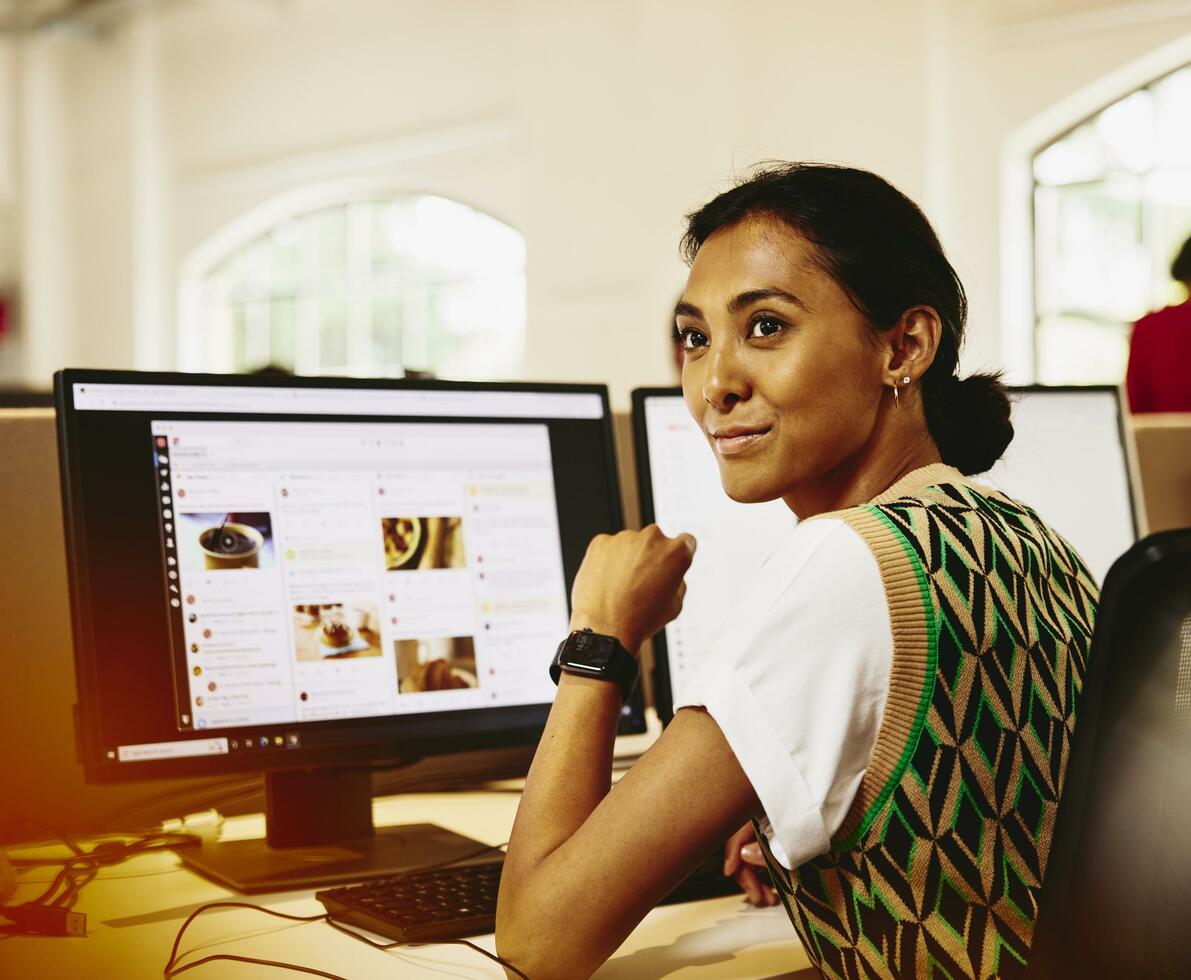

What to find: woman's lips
left=711, top=427, right=771, bottom=456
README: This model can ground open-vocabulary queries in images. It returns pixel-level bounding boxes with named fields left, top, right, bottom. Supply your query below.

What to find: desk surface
left=1, top=787, right=813, bottom=978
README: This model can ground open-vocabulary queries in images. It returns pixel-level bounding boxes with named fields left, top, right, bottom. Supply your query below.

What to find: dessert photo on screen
left=380, top=516, right=466, bottom=571
left=292, top=602, right=383, bottom=661
left=396, top=636, right=478, bottom=693
left=178, top=512, right=276, bottom=570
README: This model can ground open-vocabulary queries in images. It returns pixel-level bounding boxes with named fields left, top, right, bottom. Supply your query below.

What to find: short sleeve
left=673, top=518, right=892, bottom=869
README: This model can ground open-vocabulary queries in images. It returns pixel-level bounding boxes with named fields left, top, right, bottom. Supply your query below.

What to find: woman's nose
left=702, top=343, right=750, bottom=411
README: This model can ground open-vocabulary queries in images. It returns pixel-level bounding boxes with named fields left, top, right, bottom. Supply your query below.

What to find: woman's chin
left=719, top=473, right=786, bottom=505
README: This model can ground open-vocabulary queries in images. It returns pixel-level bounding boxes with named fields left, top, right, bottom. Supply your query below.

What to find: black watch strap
left=550, top=628, right=638, bottom=703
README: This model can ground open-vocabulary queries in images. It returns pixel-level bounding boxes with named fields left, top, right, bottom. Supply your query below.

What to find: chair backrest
left=1029, top=529, right=1191, bottom=978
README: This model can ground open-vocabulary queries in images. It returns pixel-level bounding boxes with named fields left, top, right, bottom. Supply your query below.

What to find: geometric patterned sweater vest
left=757, top=464, right=1099, bottom=980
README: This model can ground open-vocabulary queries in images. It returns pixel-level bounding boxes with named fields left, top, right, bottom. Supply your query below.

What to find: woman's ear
left=884, top=307, right=941, bottom=386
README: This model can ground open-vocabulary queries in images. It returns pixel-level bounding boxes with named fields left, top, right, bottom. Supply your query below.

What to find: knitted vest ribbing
left=759, top=466, right=1098, bottom=980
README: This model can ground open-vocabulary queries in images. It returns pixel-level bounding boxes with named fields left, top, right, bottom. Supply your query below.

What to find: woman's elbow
left=496, top=894, right=546, bottom=978
left=496, top=898, right=601, bottom=979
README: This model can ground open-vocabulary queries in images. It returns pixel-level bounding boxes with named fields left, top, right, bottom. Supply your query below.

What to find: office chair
left=1028, top=529, right=1191, bottom=979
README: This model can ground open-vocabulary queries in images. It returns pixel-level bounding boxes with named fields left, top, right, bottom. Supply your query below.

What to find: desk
left=1, top=788, right=814, bottom=978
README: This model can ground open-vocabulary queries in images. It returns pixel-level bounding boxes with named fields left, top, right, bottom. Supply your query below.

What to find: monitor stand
left=179, top=766, right=501, bottom=893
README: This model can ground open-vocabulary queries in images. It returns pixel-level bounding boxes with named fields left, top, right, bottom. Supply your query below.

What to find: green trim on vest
left=832, top=504, right=938, bottom=853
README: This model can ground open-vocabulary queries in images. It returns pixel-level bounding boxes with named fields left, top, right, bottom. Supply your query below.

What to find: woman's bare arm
left=495, top=527, right=763, bottom=978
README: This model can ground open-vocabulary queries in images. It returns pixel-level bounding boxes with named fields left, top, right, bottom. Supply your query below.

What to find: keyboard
left=317, top=861, right=503, bottom=942
left=316, top=850, right=741, bottom=943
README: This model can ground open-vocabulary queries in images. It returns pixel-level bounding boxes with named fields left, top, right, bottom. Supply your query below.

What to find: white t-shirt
left=673, top=518, right=893, bottom=869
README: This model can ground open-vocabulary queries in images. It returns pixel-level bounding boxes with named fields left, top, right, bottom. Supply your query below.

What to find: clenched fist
left=569, top=525, right=697, bottom=653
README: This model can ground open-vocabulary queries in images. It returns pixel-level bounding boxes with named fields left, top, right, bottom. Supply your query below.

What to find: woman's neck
left=782, top=415, right=943, bottom=520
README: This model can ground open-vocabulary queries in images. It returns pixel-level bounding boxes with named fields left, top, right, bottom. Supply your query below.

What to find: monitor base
left=180, top=822, right=500, bottom=894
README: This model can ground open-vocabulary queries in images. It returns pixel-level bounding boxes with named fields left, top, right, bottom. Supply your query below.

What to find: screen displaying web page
left=642, top=395, right=797, bottom=709
left=152, top=419, right=569, bottom=732
left=973, top=389, right=1134, bottom=584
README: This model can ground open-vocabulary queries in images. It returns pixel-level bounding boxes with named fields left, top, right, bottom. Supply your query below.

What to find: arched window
left=1032, top=65, right=1191, bottom=384
left=182, top=194, right=526, bottom=379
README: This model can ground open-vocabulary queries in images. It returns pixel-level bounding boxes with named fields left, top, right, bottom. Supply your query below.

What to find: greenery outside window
left=1032, top=65, right=1191, bottom=385
left=191, top=195, right=526, bottom=380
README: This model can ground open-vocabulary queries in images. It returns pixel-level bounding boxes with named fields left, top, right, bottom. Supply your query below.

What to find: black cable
left=11, top=826, right=531, bottom=976
left=165, top=901, right=530, bottom=980
left=326, top=916, right=530, bottom=980
left=3, top=830, right=203, bottom=934
left=162, top=902, right=330, bottom=978
left=11, top=831, right=201, bottom=869
left=167, top=952, right=348, bottom=979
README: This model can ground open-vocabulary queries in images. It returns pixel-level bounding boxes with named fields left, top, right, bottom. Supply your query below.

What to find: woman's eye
left=748, top=316, right=784, bottom=339
left=676, top=327, right=708, bottom=350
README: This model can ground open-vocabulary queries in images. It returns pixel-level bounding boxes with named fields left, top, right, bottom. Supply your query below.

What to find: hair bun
left=924, top=372, right=1013, bottom=476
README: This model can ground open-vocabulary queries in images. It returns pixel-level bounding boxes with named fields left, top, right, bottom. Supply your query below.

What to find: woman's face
left=678, top=216, right=886, bottom=506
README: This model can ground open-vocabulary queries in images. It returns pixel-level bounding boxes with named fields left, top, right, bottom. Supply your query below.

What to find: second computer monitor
left=634, top=385, right=1136, bottom=721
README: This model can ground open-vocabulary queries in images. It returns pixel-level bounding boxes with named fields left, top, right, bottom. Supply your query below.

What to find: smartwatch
left=550, top=628, right=639, bottom=703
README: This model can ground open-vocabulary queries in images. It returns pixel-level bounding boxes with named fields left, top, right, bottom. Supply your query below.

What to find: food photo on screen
left=396, top=636, right=478, bottom=693
left=292, top=602, right=383, bottom=661
left=177, top=511, right=275, bottom=570
left=381, top=515, right=466, bottom=571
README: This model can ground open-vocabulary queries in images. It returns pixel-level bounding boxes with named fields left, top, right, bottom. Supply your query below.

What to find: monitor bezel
left=56, top=368, right=640, bottom=783
left=632, top=383, right=1137, bottom=725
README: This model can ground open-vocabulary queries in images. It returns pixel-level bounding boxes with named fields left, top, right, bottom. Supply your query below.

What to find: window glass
left=187, top=195, right=526, bottom=379
left=1032, top=65, right=1191, bottom=384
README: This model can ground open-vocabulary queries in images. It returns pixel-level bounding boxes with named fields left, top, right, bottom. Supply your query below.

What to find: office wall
left=5, top=0, right=1191, bottom=405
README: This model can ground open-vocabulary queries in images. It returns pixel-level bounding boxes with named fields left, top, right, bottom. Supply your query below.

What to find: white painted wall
left=5, top=0, right=1191, bottom=406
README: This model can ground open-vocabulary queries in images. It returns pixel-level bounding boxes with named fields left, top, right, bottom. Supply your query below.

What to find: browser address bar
left=72, top=383, right=604, bottom=419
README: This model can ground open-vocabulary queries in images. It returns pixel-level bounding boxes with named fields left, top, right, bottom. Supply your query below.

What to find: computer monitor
left=976, top=385, right=1137, bottom=584
left=633, top=385, right=1137, bottom=722
left=56, top=369, right=640, bottom=891
left=632, top=388, right=797, bottom=723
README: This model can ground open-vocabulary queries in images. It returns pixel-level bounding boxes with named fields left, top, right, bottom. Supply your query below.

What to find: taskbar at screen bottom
left=94, top=699, right=562, bottom=778
left=109, top=732, right=298, bottom=764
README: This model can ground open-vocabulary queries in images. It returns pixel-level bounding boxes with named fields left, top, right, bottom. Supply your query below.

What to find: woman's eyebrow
left=674, top=299, right=703, bottom=321
left=728, top=287, right=809, bottom=314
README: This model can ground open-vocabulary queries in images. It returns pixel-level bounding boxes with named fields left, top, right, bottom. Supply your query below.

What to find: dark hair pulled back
left=681, top=162, right=1012, bottom=475
left=1171, top=234, right=1191, bottom=286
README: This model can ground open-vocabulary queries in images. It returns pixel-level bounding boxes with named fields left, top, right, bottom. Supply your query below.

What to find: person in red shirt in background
left=1126, top=234, right=1191, bottom=413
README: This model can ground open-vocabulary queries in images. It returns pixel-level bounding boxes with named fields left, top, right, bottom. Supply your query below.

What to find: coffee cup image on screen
left=292, top=602, right=383, bottom=661
left=381, top=516, right=465, bottom=571
left=178, top=512, right=275, bottom=570
left=396, top=636, right=478, bottom=693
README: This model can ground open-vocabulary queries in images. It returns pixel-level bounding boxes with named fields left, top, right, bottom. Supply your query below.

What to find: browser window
left=153, top=419, right=568, bottom=731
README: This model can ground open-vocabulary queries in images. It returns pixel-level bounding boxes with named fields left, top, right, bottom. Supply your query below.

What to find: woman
left=495, top=163, right=1098, bottom=979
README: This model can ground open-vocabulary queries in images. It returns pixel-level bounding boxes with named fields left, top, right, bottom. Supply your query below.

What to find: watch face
left=563, top=631, right=614, bottom=670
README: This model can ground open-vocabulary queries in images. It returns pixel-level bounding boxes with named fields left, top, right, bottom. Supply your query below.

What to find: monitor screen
left=633, top=389, right=796, bottom=722
left=634, top=385, right=1136, bottom=721
left=58, top=371, right=638, bottom=782
left=973, top=386, right=1136, bottom=585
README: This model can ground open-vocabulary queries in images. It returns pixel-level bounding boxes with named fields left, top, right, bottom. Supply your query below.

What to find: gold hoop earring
left=893, top=384, right=900, bottom=407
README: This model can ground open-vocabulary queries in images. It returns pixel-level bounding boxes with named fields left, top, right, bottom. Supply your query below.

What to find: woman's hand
left=724, top=821, right=779, bottom=906
left=569, top=525, right=696, bottom=653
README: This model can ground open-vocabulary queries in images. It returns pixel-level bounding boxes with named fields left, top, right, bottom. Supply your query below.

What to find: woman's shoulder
left=807, top=464, right=1097, bottom=599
